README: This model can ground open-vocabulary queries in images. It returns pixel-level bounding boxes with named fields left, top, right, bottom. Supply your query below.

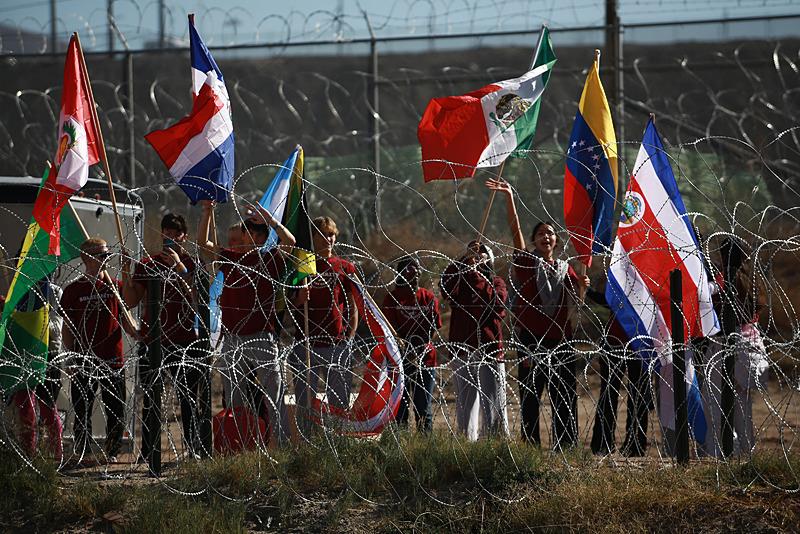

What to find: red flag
left=32, top=34, right=100, bottom=255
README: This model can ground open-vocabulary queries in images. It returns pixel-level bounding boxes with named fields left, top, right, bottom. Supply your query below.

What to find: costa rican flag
left=145, top=17, right=234, bottom=203
left=606, top=118, right=718, bottom=442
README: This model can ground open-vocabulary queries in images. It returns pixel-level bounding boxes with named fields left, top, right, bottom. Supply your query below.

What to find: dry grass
left=2, top=433, right=800, bottom=532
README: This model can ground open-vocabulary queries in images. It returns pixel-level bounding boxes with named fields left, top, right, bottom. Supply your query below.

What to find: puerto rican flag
left=606, top=118, right=718, bottom=442
left=312, top=278, right=404, bottom=436
left=145, top=17, right=234, bottom=203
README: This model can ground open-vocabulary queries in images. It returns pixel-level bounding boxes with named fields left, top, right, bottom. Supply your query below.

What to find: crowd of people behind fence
left=3, top=178, right=770, bottom=467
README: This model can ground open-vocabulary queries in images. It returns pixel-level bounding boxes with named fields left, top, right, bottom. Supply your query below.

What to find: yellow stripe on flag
left=578, top=58, right=618, bottom=195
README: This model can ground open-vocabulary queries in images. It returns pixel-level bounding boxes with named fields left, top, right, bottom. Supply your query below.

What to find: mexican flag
left=417, top=26, right=556, bottom=181
left=0, top=167, right=85, bottom=394
left=259, top=145, right=316, bottom=285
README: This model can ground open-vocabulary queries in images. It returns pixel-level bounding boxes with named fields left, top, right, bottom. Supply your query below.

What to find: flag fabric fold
left=311, top=279, right=404, bottom=436
left=31, top=35, right=100, bottom=255
left=145, top=18, right=234, bottom=204
left=417, top=27, right=556, bottom=181
left=606, top=118, right=719, bottom=442
left=563, top=54, right=618, bottom=267
left=258, top=146, right=316, bottom=285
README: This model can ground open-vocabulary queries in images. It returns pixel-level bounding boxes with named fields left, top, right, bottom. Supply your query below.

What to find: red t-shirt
left=511, top=252, right=580, bottom=341
left=133, top=253, right=198, bottom=346
left=440, top=263, right=507, bottom=354
left=382, top=286, right=442, bottom=367
left=294, top=256, right=357, bottom=347
left=60, top=276, right=124, bottom=368
left=218, top=247, right=286, bottom=336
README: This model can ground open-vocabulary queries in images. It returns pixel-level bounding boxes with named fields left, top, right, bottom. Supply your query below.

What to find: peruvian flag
left=417, top=27, right=556, bottom=181
left=32, top=34, right=100, bottom=255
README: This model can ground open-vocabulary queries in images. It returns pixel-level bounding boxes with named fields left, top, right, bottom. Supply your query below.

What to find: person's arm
left=567, top=264, right=590, bottom=292
left=486, top=179, right=525, bottom=251
left=251, top=205, right=296, bottom=251
left=198, top=200, right=220, bottom=262
left=123, top=258, right=146, bottom=309
left=439, top=262, right=461, bottom=302
left=346, top=289, right=359, bottom=340
left=493, top=277, right=509, bottom=319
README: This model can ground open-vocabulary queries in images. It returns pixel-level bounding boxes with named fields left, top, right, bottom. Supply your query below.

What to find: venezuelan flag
left=563, top=52, right=618, bottom=267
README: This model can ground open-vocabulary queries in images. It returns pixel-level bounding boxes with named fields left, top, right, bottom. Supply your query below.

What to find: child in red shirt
left=382, top=256, right=441, bottom=432
left=61, top=238, right=138, bottom=461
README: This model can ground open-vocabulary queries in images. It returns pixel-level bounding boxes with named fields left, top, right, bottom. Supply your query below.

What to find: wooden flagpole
left=476, top=159, right=506, bottom=240
left=72, top=33, right=126, bottom=253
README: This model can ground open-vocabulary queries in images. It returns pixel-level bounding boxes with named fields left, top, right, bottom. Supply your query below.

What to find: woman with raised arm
left=486, top=179, right=589, bottom=450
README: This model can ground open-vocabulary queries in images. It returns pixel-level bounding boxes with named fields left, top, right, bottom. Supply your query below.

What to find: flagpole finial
left=649, top=112, right=656, bottom=122
left=188, top=13, right=195, bottom=25
left=594, top=49, right=601, bottom=60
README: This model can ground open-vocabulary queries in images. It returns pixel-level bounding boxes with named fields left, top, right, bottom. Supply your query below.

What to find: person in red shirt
left=487, top=179, right=589, bottom=450
left=198, top=200, right=296, bottom=445
left=382, top=256, right=442, bottom=432
left=290, top=216, right=359, bottom=434
left=440, top=240, right=509, bottom=441
left=61, top=238, right=138, bottom=461
left=124, top=213, right=202, bottom=458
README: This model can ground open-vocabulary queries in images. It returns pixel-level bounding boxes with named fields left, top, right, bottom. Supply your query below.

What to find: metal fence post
left=142, top=277, right=162, bottom=475
left=670, top=269, right=690, bottom=464
left=196, top=268, right=213, bottom=457
left=720, top=253, right=739, bottom=457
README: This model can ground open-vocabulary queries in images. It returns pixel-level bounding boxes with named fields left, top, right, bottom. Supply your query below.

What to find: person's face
left=312, top=228, right=336, bottom=256
left=81, top=251, right=109, bottom=273
left=162, top=227, right=187, bottom=243
left=464, top=243, right=488, bottom=266
left=533, top=224, right=557, bottom=255
left=398, top=262, right=420, bottom=286
left=227, top=226, right=244, bottom=248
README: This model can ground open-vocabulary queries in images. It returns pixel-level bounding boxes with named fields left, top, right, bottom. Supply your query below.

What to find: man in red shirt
left=124, top=213, right=202, bottom=458
left=440, top=241, right=509, bottom=441
left=290, top=216, right=359, bottom=434
left=198, top=200, right=296, bottom=444
left=382, top=256, right=441, bottom=432
left=61, top=238, right=137, bottom=461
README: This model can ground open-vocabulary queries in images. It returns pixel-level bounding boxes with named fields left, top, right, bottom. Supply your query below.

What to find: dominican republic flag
left=311, top=279, right=404, bottom=436
left=606, top=118, right=718, bottom=443
left=32, top=34, right=101, bottom=255
left=417, top=26, right=556, bottom=181
left=563, top=52, right=617, bottom=267
left=145, top=16, right=234, bottom=203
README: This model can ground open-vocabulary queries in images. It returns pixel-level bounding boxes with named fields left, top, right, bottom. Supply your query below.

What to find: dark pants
left=517, top=331, right=578, bottom=450
left=590, top=349, right=652, bottom=456
left=140, top=343, right=204, bottom=458
left=395, top=364, right=436, bottom=432
left=71, top=365, right=126, bottom=457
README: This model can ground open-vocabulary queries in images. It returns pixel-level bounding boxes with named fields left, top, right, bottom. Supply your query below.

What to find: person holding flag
left=606, top=117, right=717, bottom=455
left=61, top=238, right=139, bottom=462
left=289, top=215, right=360, bottom=435
left=198, top=201, right=296, bottom=445
left=439, top=241, right=509, bottom=441
left=146, top=14, right=234, bottom=204
left=486, top=180, right=589, bottom=449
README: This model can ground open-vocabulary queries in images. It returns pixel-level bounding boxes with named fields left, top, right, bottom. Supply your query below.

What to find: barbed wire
left=0, top=4, right=799, bottom=530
